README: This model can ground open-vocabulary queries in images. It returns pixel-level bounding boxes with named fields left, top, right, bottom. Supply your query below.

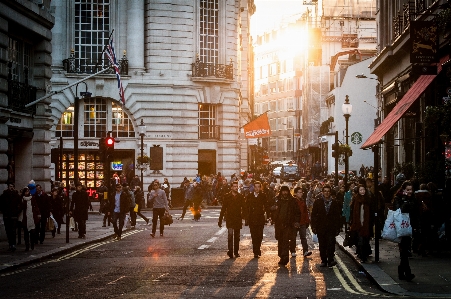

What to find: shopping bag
left=162, top=212, right=173, bottom=226
left=343, top=230, right=358, bottom=247
left=124, top=214, right=131, bottom=229
left=394, top=208, right=412, bottom=238
left=46, top=217, right=55, bottom=231
left=134, top=204, right=139, bottom=213
left=382, top=210, right=401, bottom=242
left=312, top=233, right=318, bottom=243
left=69, top=217, right=75, bottom=229
left=50, top=215, right=58, bottom=230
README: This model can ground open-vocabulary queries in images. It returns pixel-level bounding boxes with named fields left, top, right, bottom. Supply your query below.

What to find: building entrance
left=198, top=149, right=216, bottom=176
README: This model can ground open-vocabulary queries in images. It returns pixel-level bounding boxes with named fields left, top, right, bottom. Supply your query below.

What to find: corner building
left=48, top=0, right=254, bottom=195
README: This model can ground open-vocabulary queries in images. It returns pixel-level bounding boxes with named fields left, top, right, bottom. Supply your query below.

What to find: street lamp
left=342, top=95, right=352, bottom=191
left=138, top=119, right=147, bottom=190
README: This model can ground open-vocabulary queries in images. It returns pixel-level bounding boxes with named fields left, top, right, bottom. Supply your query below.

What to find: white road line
left=198, top=244, right=210, bottom=249
left=206, top=237, right=218, bottom=243
left=215, top=227, right=227, bottom=235
left=107, top=275, right=126, bottom=285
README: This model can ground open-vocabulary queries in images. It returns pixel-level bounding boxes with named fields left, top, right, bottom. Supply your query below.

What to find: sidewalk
left=336, top=232, right=451, bottom=297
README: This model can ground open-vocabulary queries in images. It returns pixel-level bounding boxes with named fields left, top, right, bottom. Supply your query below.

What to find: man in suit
left=311, top=184, right=342, bottom=267
left=218, top=181, right=245, bottom=258
left=245, top=181, right=269, bottom=258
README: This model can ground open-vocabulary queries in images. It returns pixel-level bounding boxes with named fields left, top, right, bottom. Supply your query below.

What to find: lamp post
left=138, top=119, right=147, bottom=190
left=342, top=95, right=352, bottom=191
left=70, top=81, right=91, bottom=243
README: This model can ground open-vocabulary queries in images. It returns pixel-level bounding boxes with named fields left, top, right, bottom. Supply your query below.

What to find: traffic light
left=99, top=137, right=106, bottom=158
left=105, top=136, right=115, bottom=161
left=331, top=142, right=339, bottom=158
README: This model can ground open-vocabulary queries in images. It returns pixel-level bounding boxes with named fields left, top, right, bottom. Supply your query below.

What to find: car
left=272, top=166, right=282, bottom=177
left=280, top=163, right=300, bottom=182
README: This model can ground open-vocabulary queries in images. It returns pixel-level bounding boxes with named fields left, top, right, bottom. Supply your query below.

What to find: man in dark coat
left=218, top=181, right=245, bottom=258
left=245, top=181, right=269, bottom=258
left=70, top=183, right=90, bottom=239
left=311, top=184, right=342, bottom=267
left=0, top=183, right=21, bottom=251
left=33, top=184, right=51, bottom=244
left=109, top=183, right=130, bottom=240
left=271, top=185, right=301, bottom=266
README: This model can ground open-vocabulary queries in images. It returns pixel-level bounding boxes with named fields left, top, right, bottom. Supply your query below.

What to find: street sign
left=262, top=155, right=270, bottom=165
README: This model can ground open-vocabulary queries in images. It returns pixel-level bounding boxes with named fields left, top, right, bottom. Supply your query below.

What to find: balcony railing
left=7, top=63, right=38, bottom=114
left=198, top=125, right=220, bottom=140
left=62, top=50, right=128, bottom=75
left=392, top=0, right=429, bottom=40
left=192, top=58, right=233, bottom=80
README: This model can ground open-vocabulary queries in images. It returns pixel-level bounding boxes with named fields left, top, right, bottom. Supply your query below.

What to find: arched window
left=55, top=99, right=135, bottom=138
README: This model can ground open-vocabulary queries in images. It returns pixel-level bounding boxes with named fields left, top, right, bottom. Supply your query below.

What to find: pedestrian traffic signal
left=331, top=143, right=339, bottom=158
left=105, top=137, right=115, bottom=148
left=105, top=136, right=115, bottom=161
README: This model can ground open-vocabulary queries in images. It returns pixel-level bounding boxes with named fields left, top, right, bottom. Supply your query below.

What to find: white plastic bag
left=124, top=214, right=131, bottom=229
left=50, top=215, right=58, bottom=230
left=69, top=217, right=75, bottom=229
left=382, top=210, right=400, bottom=243
left=312, top=233, right=318, bottom=243
left=394, top=208, right=412, bottom=238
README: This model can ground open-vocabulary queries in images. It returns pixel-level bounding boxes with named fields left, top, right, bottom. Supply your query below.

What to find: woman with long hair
left=349, top=184, right=373, bottom=262
left=393, top=181, right=418, bottom=281
left=17, top=187, right=40, bottom=251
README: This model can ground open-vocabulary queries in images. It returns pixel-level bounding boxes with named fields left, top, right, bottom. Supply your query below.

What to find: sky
left=250, top=0, right=307, bottom=36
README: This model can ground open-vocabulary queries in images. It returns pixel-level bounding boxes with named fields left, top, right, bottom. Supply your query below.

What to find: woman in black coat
left=50, top=188, right=64, bottom=236
left=70, top=184, right=90, bottom=238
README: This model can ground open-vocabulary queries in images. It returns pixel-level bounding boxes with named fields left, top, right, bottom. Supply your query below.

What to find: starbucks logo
left=351, top=132, right=363, bottom=144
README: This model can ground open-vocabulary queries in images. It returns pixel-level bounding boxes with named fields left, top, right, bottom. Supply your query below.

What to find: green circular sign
left=351, top=132, right=363, bottom=144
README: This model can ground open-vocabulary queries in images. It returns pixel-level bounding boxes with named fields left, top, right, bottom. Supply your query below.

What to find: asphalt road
left=0, top=209, right=396, bottom=299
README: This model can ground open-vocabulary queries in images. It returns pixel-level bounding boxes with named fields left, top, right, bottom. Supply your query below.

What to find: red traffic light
left=106, top=137, right=114, bottom=147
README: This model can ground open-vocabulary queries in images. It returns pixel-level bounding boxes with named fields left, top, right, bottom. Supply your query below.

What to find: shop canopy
left=361, top=55, right=449, bottom=149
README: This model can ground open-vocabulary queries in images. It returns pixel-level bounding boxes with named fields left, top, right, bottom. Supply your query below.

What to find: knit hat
left=280, top=185, right=290, bottom=192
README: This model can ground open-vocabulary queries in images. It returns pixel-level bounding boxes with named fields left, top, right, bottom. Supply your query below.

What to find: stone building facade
left=47, top=0, right=254, bottom=195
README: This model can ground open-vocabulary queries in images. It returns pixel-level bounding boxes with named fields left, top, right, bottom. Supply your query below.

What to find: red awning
left=361, top=56, right=449, bottom=149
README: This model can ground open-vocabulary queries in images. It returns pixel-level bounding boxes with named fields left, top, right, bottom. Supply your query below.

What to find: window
left=112, top=102, right=135, bottom=138
left=287, top=97, right=294, bottom=110
left=56, top=107, right=75, bottom=138
left=75, top=0, right=110, bottom=70
left=199, top=0, right=219, bottom=64
left=84, top=98, right=107, bottom=138
left=8, top=37, right=32, bottom=83
left=198, top=103, right=219, bottom=139
left=270, top=100, right=276, bottom=111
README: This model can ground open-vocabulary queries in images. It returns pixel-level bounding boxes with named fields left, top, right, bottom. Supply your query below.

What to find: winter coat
left=70, top=190, right=90, bottom=221
left=342, top=190, right=352, bottom=222
left=134, top=189, right=145, bottom=209
left=109, top=191, right=131, bottom=215
left=393, top=192, right=419, bottom=229
left=295, top=197, right=310, bottom=226
left=349, top=194, right=372, bottom=238
left=50, top=194, right=65, bottom=224
left=219, top=191, right=245, bottom=229
left=0, top=189, right=21, bottom=218
left=33, top=192, right=51, bottom=219
left=18, top=196, right=40, bottom=231
left=272, top=194, right=301, bottom=231
left=245, top=192, right=268, bottom=226
left=310, top=195, right=342, bottom=236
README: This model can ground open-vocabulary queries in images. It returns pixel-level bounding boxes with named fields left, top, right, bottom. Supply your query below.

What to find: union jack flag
left=106, top=37, right=125, bottom=104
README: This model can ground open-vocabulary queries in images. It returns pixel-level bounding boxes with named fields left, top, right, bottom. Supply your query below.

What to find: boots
left=398, top=266, right=406, bottom=280
left=404, top=268, right=415, bottom=281
left=398, top=265, right=415, bottom=281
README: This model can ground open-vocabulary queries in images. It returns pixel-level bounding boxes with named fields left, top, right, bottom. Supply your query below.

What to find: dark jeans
left=136, top=209, right=149, bottom=223
left=129, top=207, right=137, bottom=226
left=112, top=212, right=125, bottom=237
left=290, top=224, right=309, bottom=253
left=180, top=200, right=192, bottom=219
left=78, top=219, right=86, bottom=237
left=228, top=228, right=241, bottom=255
left=249, top=225, right=264, bottom=255
left=318, top=232, right=336, bottom=264
left=4, top=217, right=17, bottom=247
left=152, top=208, right=166, bottom=235
left=103, top=213, right=111, bottom=225
left=24, top=228, right=36, bottom=250
left=36, top=217, right=48, bottom=243
left=399, top=236, right=412, bottom=273
left=277, top=227, right=292, bottom=260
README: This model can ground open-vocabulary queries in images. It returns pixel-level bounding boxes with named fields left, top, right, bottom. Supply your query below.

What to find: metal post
left=373, top=144, right=380, bottom=262
left=344, top=114, right=350, bottom=191
left=140, top=131, right=144, bottom=190
left=334, top=131, right=338, bottom=186
left=74, top=96, right=79, bottom=185
left=59, top=137, right=63, bottom=182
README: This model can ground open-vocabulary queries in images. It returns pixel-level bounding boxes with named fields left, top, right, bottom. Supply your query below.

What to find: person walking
left=218, top=181, right=245, bottom=258
left=110, top=183, right=130, bottom=240
left=245, top=181, right=269, bottom=258
left=271, top=185, right=301, bottom=266
left=291, top=186, right=312, bottom=258
left=393, top=181, right=418, bottom=281
left=97, top=180, right=110, bottom=226
left=134, top=186, right=149, bottom=225
left=149, top=181, right=170, bottom=237
left=349, top=184, right=373, bottom=262
left=18, top=187, right=40, bottom=251
left=123, top=183, right=136, bottom=229
left=69, top=183, right=90, bottom=239
left=0, top=183, right=21, bottom=251
left=49, top=187, right=64, bottom=236
left=33, top=184, right=51, bottom=245
left=311, top=184, right=342, bottom=267
left=179, top=180, right=193, bottom=220
left=192, top=181, right=203, bottom=221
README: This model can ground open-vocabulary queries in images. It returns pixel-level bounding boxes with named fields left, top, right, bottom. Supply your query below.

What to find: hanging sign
left=410, top=21, right=438, bottom=63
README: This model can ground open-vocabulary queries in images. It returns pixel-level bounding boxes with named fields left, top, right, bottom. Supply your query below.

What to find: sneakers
left=234, top=253, right=240, bottom=258
left=160, top=233, right=163, bottom=237
left=227, top=251, right=233, bottom=259
left=117, top=236, right=121, bottom=241
left=303, top=251, right=312, bottom=257
left=278, top=258, right=288, bottom=266
left=328, top=261, right=337, bottom=267
left=291, top=252, right=297, bottom=257
left=150, top=233, right=155, bottom=238
left=112, top=234, right=118, bottom=240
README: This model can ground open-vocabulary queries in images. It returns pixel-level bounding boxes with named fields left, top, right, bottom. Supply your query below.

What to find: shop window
left=112, top=102, right=135, bottom=137
left=56, top=106, right=75, bottom=138
left=84, top=98, right=107, bottom=137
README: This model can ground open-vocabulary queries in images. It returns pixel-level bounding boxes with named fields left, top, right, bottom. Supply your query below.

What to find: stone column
left=0, top=16, right=9, bottom=192
left=127, top=0, right=145, bottom=73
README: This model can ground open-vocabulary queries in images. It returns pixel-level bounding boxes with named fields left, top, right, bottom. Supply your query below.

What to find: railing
left=192, top=58, right=233, bottom=80
left=62, top=51, right=128, bottom=75
left=392, top=0, right=429, bottom=40
left=7, top=80, right=37, bottom=114
left=198, top=125, right=220, bottom=140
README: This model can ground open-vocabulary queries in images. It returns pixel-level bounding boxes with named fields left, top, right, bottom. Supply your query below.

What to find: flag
left=243, top=113, right=271, bottom=138
left=106, top=37, right=125, bottom=104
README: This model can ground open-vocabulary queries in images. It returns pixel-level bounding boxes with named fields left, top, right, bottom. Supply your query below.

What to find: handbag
left=50, top=215, right=58, bottom=230
left=343, top=230, right=358, bottom=247
left=394, top=208, right=412, bottom=238
left=382, top=209, right=401, bottom=243
left=162, top=212, right=173, bottom=226
left=46, top=217, right=55, bottom=231
left=134, top=204, right=139, bottom=213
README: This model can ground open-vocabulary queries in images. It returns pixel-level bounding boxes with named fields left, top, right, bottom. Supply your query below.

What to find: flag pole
left=94, top=29, right=115, bottom=73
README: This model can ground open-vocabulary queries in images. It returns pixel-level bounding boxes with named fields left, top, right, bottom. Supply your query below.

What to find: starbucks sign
left=351, top=132, right=363, bottom=144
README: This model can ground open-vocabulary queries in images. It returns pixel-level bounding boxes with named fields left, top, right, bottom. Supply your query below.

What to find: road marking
left=206, top=237, right=217, bottom=243
left=198, top=244, right=210, bottom=249
left=215, top=227, right=227, bottom=235
left=107, top=275, right=126, bottom=285
left=152, top=273, right=169, bottom=281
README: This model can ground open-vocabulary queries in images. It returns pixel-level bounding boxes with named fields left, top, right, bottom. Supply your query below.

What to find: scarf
left=323, top=197, right=332, bottom=214
left=19, top=196, right=35, bottom=231
left=350, top=194, right=371, bottom=237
